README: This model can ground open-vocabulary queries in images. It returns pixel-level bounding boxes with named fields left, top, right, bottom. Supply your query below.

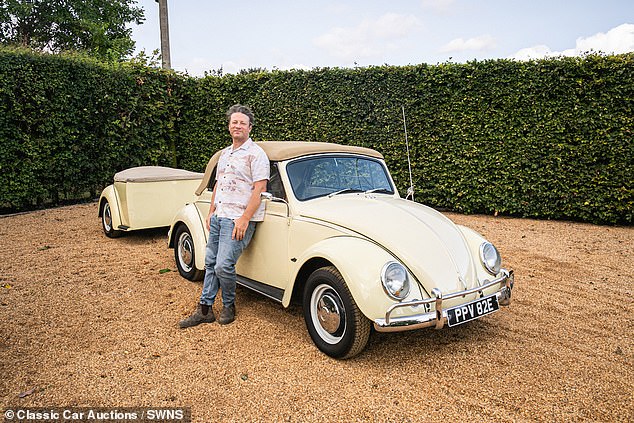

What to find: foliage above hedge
left=0, top=0, right=144, bottom=61
left=0, top=46, right=631, bottom=225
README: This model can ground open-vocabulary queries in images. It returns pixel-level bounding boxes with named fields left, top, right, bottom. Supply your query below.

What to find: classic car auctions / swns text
left=3, top=407, right=189, bottom=422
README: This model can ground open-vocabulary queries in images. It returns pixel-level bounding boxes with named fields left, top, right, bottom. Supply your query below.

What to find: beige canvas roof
left=114, top=166, right=203, bottom=183
left=195, top=141, right=383, bottom=195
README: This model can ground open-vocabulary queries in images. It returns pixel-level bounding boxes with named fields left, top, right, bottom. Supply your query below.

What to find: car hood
left=298, top=194, right=478, bottom=295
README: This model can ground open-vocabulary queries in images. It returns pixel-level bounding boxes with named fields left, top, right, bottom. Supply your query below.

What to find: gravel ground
left=1, top=202, right=632, bottom=422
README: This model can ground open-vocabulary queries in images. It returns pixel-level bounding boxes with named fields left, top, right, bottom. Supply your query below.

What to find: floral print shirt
left=214, top=138, right=270, bottom=221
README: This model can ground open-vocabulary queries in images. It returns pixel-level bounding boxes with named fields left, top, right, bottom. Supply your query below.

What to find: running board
left=236, top=275, right=284, bottom=303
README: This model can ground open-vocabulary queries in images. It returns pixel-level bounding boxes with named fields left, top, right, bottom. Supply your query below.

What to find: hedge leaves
left=0, top=47, right=631, bottom=224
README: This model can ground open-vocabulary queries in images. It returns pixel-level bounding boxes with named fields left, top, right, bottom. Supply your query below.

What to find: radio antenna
left=402, top=106, right=415, bottom=201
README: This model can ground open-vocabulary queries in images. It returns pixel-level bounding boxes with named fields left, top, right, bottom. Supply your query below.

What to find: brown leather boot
left=179, top=304, right=216, bottom=328
left=218, top=304, right=236, bottom=325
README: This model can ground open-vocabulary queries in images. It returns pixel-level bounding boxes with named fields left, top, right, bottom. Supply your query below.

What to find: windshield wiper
left=328, top=188, right=363, bottom=198
left=364, top=188, right=393, bottom=195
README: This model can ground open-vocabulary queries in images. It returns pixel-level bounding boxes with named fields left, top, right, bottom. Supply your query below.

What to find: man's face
left=228, top=112, right=252, bottom=143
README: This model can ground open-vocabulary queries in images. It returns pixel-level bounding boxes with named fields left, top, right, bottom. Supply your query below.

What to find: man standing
left=179, top=104, right=269, bottom=328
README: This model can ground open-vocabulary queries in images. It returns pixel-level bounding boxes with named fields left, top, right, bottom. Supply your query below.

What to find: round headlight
left=480, top=242, right=501, bottom=275
left=381, top=262, right=410, bottom=300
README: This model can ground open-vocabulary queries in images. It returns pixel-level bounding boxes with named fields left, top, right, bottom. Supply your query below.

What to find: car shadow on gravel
left=367, top=318, right=500, bottom=357
left=101, top=227, right=170, bottom=244
left=233, top=283, right=501, bottom=360
left=235, top=286, right=304, bottom=320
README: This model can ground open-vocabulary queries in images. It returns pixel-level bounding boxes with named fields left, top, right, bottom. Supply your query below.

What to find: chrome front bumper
left=373, top=269, right=514, bottom=333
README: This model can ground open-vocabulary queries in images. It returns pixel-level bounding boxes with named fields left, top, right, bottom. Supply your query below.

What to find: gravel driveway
left=1, top=202, right=632, bottom=422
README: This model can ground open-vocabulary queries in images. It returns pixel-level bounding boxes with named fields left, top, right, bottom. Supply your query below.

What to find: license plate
left=446, top=294, right=499, bottom=327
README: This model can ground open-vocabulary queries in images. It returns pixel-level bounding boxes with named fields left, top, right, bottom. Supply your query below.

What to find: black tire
left=303, top=266, right=371, bottom=359
left=174, top=224, right=204, bottom=281
left=101, top=199, right=122, bottom=238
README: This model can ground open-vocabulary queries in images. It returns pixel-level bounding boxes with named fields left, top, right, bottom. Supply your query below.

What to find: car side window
left=207, top=167, right=217, bottom=191
left=267, top=163, right=286, bottom=199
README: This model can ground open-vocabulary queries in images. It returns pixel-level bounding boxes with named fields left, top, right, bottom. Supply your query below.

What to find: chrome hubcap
left=103, top=203, right=113, bottom=231
left=317, top=294, right=341, bottom=334
left=311, top=284, right=345, bottom=344
left=177, top=232, right=194, bottom=272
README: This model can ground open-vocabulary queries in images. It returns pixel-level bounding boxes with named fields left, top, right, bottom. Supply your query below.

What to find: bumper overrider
left=374, top=269, right=514, bottom=332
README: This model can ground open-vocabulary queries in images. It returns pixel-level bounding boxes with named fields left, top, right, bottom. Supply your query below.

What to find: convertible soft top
left=114, top=166, right=203, bottom=183
left=195, top=141, right=384, bottom=195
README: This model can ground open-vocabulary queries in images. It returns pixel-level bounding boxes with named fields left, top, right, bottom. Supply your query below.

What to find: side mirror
left=260, top=192, right=290, bottom=217
left=261, top=192, right=287, bottom=203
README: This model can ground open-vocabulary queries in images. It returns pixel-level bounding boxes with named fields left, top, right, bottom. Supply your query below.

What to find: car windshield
left=286, top=155, right=394, bottom=201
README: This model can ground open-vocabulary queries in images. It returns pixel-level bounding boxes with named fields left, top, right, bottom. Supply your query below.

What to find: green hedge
left=0, top=47, right=179, bottom=210
left=0, top=47, right=632, bottom=224
left=178, top=58, right=633, bottom=225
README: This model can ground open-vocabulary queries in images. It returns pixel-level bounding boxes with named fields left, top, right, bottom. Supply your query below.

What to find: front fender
left=98, top=185, right=124, bottom=229
left=457, top=224, right=509, bottom=296
left=289, top=236, right=425, bottom=321
left=168, top=203, right=208, bottom=272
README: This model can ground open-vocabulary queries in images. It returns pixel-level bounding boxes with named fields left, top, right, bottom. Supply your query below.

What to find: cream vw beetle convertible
left=168, top=141, right=514, bottom=359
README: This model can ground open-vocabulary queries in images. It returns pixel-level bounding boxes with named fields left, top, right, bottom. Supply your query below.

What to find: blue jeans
left=200, top=215, right=256, bottom=307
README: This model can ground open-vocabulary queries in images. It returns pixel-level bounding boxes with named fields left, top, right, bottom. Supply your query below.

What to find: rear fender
left=168, top=203, right=208, bottom=272
left=98, top=185, right=124, bottom=229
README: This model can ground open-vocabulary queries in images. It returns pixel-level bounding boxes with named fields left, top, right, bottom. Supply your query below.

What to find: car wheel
left=174, top=224, right=204, bottom=281
left=101, top=200, right=122, bottom=238
left=303, top=266, right=371, bottom=359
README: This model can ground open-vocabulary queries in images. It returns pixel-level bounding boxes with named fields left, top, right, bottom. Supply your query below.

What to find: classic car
left=168, top=141, right=514, bottom=359
left=98, top=166, right=203, bottom=238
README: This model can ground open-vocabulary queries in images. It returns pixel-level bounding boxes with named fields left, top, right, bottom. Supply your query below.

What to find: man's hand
left=205, top=207, right=215, bottom=231
left=206, top=185, right=217, bottom=232
left=232, top=216, right=250, bottom=240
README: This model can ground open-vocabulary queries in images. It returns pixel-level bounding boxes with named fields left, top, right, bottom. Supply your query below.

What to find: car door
left=236, top=163, right=290, bottom=302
